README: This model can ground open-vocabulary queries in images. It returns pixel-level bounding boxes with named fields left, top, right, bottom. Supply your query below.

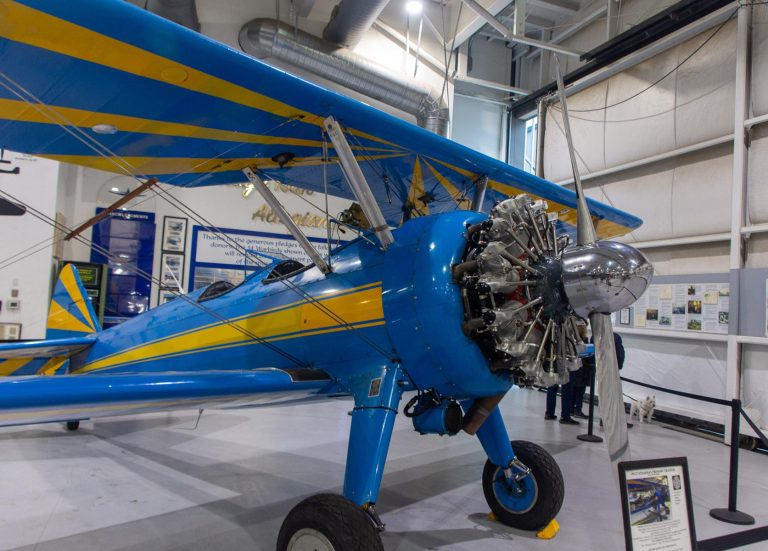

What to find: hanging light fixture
left=405, top=1, right=423, bottom=15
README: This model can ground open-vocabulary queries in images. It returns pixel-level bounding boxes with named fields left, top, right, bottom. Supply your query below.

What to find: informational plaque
left=618, top=457, right=697, bottom=551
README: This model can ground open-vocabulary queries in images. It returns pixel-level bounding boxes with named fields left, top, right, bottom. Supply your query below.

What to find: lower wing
left=0, top=368, right=332, bottom=427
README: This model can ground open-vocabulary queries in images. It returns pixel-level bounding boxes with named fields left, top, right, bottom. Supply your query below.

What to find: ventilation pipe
left=239, top=19, right=449, bottom=137
left=323, top=0, right=391, bottom=48
left=146, top=0, right=200, bottom=31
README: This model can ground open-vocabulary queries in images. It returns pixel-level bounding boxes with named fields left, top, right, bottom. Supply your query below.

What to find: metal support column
left=726, top=5, right=751, bottom=444
left=242, top=168, right=331, bottom=273
left=471, top=175, right=488, bottom=212
left=323, top=116, right=395, bottom=249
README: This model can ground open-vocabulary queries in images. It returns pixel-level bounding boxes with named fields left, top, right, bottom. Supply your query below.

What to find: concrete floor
left=0, top=387, right=765, bottom=550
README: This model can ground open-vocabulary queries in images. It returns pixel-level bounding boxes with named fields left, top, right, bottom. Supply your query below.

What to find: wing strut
left=323, top=116, right=395, bottom=249
left=243, top=168, right=331, bottom=273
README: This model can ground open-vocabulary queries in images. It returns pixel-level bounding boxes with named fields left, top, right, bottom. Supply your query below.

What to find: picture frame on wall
left=618, top=457, right=697, bottom=551
left=162, top=216, right=187, bottom=252
left=620, top=308, right=631, bottom=325
left=160, top=252, right=185, bottom=290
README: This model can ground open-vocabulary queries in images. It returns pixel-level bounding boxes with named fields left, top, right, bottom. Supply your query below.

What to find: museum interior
left=0, top=1, right=766, bottom=550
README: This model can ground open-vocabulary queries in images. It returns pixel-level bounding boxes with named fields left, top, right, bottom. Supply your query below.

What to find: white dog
left=629, top=395, right=656, bottom=424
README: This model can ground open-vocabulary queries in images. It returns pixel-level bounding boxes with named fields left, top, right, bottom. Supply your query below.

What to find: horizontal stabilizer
left=0, top=368, right=331, bottom=426
left=0, top=335, right=96, bottom=376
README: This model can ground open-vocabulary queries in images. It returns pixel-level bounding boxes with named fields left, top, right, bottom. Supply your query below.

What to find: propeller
left=552, top=55, right=652, bottom=468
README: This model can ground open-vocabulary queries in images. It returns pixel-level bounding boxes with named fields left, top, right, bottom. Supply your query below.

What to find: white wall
left=0, top=154, right=60, bottom=339
left=536, top=6, right=768, bottom=430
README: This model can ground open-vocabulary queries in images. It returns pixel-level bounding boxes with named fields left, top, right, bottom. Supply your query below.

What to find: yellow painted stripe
left=406, top=157, right=430, bottom=216
left=0, top=98, right=400, bottom=154
left=59, top=265, right=95, bottom=331
left=429, top=158, right=631, bottom=239
left=0, top=1, right=315, bottom=123
left=78, top=285, right=384, bottom=373
left=38, top=356, right=66, bottom=376
left=0, top=358, right=31, bottom=376
left=423, top=159, right=471, bottom=210
left=87, top=281, right=383, bottom=366
left=40, top=153, right=407, bottom=177
left=47, top=300, right=95, bottom=335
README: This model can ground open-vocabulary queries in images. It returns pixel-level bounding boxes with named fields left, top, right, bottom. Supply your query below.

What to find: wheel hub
left=287, top=528, right=335, bottom=551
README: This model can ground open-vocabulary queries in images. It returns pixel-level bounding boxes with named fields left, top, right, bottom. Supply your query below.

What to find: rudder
left=46, top=264, right=101, bottom=339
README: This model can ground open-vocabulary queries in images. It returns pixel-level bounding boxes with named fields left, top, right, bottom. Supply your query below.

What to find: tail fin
left=46, top=264, right=101, bottom=339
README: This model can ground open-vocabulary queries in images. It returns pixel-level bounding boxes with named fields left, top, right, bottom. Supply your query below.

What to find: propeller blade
left=590, top=312, right=630, bottom=466
left=553, top=54, right=596, bottom=247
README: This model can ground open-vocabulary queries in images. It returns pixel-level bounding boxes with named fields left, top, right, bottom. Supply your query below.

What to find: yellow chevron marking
left=47, top=300, right=95, bottom=335
left=0, top=358, right=31, bottom=376
left=38, top=357, right=66, bottom=376
left=0, top=1, right=315, bottom=124
left=77, top=285, right=384, bottom=373
left=40, top=153, right=407, bottom=177
left=406, top=157, right=430, bottom=216
left=423, top=159, right=471, bottom=210
left=59, top=265, right=95, bottom=331
left=429, top=158, right=631, bottom=239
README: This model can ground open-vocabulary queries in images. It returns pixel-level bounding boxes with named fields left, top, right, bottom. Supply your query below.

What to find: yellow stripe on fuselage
left=76, top=284, right=384, bottom=373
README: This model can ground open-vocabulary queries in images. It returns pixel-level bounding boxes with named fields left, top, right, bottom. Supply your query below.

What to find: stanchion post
left=710, top=399, right=755, bottom=525
left=577, top=365, right=603, bottom=443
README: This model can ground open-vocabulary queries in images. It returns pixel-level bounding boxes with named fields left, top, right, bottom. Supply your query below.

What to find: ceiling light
left=406, top=1, right=422, bottom=15
left=92, top=123, right=118, bottom=135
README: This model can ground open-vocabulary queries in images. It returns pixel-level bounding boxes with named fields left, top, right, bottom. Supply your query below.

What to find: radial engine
left=454, top=195, right=586, bottom=388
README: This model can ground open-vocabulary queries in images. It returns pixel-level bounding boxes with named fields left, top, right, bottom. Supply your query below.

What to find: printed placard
left=619, top=457, right=697, bottom=551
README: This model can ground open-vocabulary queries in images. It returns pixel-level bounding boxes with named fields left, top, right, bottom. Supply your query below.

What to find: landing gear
left=482, top=440, right=564, bottom=530
left=65, top=420, right=80, bottom=431
left=276, top=494, right=384, bottom=551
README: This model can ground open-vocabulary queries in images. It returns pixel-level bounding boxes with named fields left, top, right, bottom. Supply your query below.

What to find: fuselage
left=70, top=212, right=513, bottom=401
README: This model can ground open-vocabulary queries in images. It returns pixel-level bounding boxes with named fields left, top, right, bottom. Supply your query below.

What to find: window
left=523, top=116, right=538, bottom=175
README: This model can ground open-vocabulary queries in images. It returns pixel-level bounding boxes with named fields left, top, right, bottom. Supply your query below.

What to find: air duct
left=146, top=0, right=200, bottom=31
left=239, top=19, right=449, bottom=137
left=323, top=0, right=391, bottom=48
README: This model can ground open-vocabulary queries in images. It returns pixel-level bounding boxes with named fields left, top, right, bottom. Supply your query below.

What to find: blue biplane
left=0, top=1, right=651, bottom=549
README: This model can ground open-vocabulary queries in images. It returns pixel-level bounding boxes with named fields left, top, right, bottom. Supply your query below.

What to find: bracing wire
left=0, top=74, right=394, bottom=360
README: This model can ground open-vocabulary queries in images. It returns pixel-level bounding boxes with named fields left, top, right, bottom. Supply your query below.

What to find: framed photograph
left=0, top=322, right=21, bottom=340
left=160, top=291, right=179, bottom=305
left=618, top=457, right=697, bottom=551
left=162, top=216, right=187, bottom=252
left=620, top=308, right=630, bottom=325
left=160, top=252, right=185, bottom=290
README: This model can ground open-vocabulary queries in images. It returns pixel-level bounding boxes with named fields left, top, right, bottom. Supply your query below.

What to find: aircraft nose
left=561, top=241, right=653, bottom=318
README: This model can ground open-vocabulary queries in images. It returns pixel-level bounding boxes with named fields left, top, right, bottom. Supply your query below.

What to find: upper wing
left=0, top=0, right=640, bottom=238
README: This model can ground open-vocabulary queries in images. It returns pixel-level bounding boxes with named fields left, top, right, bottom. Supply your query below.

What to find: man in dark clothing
left=573, top=332, right=625, bottom=418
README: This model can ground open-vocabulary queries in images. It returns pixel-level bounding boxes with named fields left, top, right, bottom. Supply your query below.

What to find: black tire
left=65, top=421, right=80, bottom=431
left=482, top=440, right=564, bottom=531
left=276, top=493, right=383, bottom=551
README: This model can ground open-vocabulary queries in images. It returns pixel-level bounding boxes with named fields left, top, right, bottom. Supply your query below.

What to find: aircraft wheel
left=65, top=421, right=80, bottom=431
left=276, top=493, right=383, bottom=551
left=482, top=440, right=564, bottom=530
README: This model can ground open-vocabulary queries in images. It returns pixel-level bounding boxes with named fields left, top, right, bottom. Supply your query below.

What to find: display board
left=189, top=226, right=333, bottom=291
left=624, top=282, right=729, bottom=335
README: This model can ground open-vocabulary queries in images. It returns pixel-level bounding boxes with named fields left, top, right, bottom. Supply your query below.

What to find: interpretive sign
left=619, top=457, right=697, bottom=551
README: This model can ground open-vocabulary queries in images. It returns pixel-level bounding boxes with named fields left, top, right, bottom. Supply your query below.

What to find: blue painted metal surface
left=474, top=405, right=517, bottom=468
left=0, top=0, right=642, bottom=237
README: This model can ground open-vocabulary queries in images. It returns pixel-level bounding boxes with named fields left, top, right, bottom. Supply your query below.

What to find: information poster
left=619, top=458, right=697, bottom=551
left=632, top=283, right=729, bottom=334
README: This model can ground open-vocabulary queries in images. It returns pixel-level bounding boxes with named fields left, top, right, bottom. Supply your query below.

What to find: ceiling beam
left=528, top=0, right=580, bottom=16
left=525, top=3, right=608, bottom=59
left=453, top=0, right=514, bottom=47
left=460, top=0, right=582, bottom=57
